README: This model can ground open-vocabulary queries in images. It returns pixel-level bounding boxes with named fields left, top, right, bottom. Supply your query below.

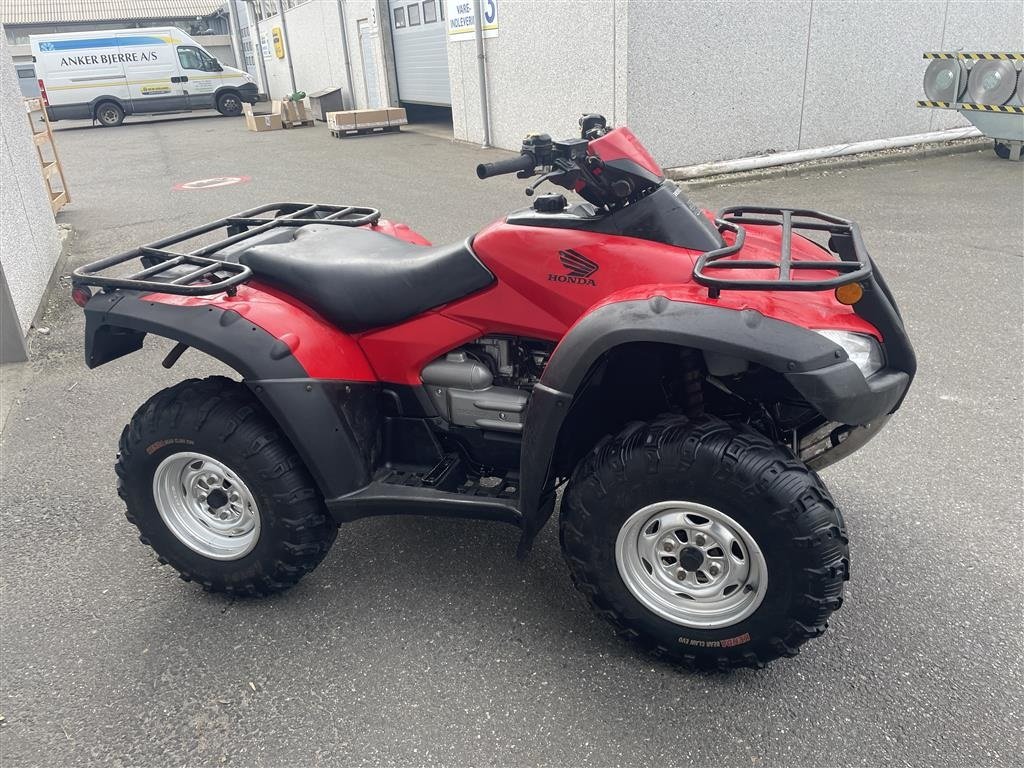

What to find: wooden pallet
left=329, top=125, right=402, bottom=138
left=25, top=98, right=70, bottom=214
left=283, top=119, right=315, bottom=129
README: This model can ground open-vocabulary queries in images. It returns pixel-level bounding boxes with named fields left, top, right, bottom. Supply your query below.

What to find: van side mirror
left=209, top=59, right=223, bottom=72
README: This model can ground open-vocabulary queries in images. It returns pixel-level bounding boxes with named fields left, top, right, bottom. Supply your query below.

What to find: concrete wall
left=627, top=0, right=1024, bottom=167
left=447, top=0, right=628, bottom=148
left=258, top=0, right=392, bottom=109
left=0, top=30, right=60, bottom=359
left=446, top=0, right=1022, bottom=166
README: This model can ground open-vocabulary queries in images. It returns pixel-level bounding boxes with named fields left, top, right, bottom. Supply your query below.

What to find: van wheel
left=95, top=101, right=124, bottom=127
left=216, top=92, right=244, bottom=116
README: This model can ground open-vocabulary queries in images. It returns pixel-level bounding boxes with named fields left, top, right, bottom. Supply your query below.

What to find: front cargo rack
left=72, top=202, right=381, bottom=296
left=693, top=206, right=872, bottom=297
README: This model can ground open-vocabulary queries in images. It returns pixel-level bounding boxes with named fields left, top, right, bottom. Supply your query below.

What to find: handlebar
left=476, top=152, right=536, bottom=179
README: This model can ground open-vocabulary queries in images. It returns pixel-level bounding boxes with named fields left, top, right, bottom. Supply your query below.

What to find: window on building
left=394, top=6, right=406, bottom=28
left=408, top=3, right=421, bottom=25
left=423, top=0, right=437, bottom=23
left=256, top=0, right=277, bottom=21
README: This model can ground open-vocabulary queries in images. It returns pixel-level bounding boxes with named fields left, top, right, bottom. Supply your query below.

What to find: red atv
left=73, top=114, right=914, bottom=669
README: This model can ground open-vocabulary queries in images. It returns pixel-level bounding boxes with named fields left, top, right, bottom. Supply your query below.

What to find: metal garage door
left=388, top=0, right=452, bottom=106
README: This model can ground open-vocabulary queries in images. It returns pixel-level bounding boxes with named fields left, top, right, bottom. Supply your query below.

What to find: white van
left=31, top=27, right=258, bottom=126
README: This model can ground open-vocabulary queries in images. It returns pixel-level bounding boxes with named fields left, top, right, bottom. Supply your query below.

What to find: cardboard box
left=243, top=103, right=283, bottom=132
left=327, top=110, right=357, bottom=131
left=282, top=99, right=311, bottom=126
left=356, top=109, right=390, bottom=129
left=386, top=107, right=408, bottom=127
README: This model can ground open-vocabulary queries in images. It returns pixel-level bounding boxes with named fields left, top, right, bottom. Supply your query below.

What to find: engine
left=420, top=336, right=553, bottom=433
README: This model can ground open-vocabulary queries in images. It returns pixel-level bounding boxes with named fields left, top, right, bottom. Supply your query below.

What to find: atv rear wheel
left=117, top=376, right=337, bottom=596
left=561, top=415, right=849, bottom=670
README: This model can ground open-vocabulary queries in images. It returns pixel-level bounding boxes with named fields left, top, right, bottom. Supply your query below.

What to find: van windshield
left=177, top=46, right=219, bottom=72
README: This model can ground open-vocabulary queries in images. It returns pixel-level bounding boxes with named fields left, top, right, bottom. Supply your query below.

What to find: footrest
left=423, top=455, right=459, bottom=487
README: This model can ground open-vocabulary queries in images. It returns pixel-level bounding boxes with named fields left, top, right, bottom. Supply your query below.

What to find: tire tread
left=560, top=414, right=849, bottom=671
left=116, top=376, right=336, bottom=597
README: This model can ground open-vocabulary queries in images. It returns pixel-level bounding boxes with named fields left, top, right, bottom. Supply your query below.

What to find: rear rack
left=72, top=202, right=381, bottom=296
left=693, top=206, right=872, bottom=297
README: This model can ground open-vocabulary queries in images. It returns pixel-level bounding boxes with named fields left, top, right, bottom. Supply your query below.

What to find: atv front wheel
left=561, top=415, right=849, bottom=670
left=117, top=376, right=337, bottom=596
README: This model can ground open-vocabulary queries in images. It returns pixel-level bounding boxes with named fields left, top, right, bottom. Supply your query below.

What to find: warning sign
left=172, top=176, right=251, bottom=191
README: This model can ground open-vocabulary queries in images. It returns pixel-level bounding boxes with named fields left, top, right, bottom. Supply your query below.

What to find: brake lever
left=524, top=160, right=577, bottom=196
left=524, top=171, right=562, bottom=196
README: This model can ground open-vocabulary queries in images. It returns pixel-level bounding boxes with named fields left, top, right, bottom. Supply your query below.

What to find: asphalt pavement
left=1, top=112, right=1022, bottom=767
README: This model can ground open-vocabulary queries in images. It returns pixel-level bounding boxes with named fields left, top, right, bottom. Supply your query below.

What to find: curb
left=670, top=137, right=991, bottom=189
left=29, top=224, right=74, bottom=331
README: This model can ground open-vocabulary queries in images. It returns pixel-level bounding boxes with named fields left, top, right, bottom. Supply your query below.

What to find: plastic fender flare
left=516, top=296, right=856, bottom=554
left=83, top=291, right=376, bottom=499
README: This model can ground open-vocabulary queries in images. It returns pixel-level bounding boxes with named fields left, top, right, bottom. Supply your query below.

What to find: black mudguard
left=83, top=291, right=374, bottom=500
left=516, top=297, right=911, bottom=553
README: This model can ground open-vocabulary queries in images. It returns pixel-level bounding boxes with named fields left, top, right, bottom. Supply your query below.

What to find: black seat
left=238, top=224, right=494, bottom=332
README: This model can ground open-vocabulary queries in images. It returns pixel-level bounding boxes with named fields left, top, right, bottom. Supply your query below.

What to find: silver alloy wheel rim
left=100, top=107, right=119, bottom=124
left=615, top=501, right=768, bottom=629
left=152, top=452, right=260, bottom=560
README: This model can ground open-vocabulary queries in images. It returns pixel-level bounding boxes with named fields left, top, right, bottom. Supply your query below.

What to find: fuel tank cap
left=533, top=193, right=568, bottom=213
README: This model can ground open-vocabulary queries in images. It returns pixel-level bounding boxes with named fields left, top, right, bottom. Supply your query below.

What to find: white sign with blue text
left=446, top=0, right=498, bottom=41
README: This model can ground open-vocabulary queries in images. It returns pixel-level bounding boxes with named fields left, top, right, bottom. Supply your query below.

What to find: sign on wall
left=271, top=27, right=285, bottom=58
left=260, top=31, right=271, bottom=59
left=446, top=0, right=498, bottom=41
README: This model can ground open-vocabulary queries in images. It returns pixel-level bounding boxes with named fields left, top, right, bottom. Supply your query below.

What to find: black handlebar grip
left=476, top=152, right=536, bottom=179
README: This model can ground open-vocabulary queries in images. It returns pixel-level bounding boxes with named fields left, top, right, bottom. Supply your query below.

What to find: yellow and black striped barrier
left=917, top=101, right=1024, bottom=113
left=916, top=100, right=1024, bottom=113
left=961, top=103, right=1024, bottom=113
left=960, top=52, right=1024, bottom=61
left=923, top=52, right=1024, bottom=60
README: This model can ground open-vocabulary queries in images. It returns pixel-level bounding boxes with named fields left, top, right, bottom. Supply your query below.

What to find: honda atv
left=72, top=113, right=915, bottom=669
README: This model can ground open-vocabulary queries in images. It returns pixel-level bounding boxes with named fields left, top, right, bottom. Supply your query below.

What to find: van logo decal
left=549, top=249, right=598, bottom=286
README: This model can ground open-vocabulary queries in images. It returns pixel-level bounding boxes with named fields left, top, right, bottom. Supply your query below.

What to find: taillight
left=37, top=79, right=48, bottom=106
left=71, top=285, right=92, bottom=307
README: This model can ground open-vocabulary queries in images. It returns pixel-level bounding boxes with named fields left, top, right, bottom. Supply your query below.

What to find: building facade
left=0, top=30, right=61, bottom=362
left=264, top=0, right=1023, bottom=166
left=4, top=0, right=1023, bottom=162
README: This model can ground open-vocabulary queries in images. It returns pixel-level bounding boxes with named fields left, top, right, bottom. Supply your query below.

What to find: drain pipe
left=472, top=0, right=491, bottom=148
left=245, top=1, right=271, bottom=99
left=275, top=0, right=298, bottom=95
left=335, top=0, right=356, bottom=109
left=668, top=126, right=983, bottom=179
left=225, top=2, right=245, bottom=71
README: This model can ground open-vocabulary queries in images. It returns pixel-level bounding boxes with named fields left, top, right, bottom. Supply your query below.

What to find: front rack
left=693, top=206, right=872, bottom=297
left=73, top=202, right=381, bottom=296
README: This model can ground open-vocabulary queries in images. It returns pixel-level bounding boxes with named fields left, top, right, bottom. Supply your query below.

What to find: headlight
left=815, top=329, right=884, bottom=378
